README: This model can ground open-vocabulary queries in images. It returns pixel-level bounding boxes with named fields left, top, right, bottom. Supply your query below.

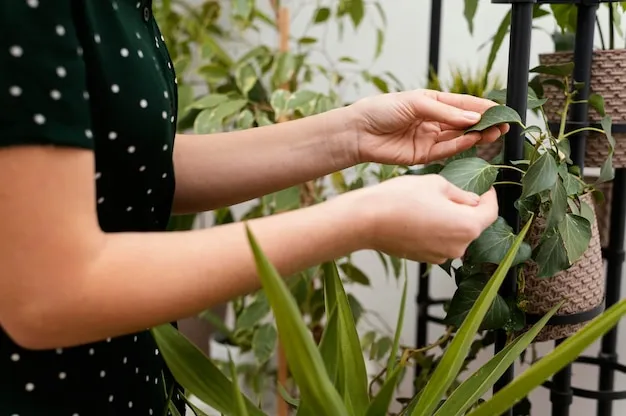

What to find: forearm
left=9, top=197, right=365, bottom=350
left=171, top=107, right=359, bottom=213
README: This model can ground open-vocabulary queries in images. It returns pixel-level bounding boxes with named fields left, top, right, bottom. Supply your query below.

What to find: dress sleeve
left=0, top=0, right=93, bottom=150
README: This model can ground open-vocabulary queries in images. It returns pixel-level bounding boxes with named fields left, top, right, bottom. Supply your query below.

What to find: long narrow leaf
left=411, top=217, right=533, bottom=416
left=386, top=262, right=409, bottom=380
left=229, top=351, right=249, bottom=416
left=151, top=324, right=265, bottom=416
left=435, top=300, right=564, bottom=416
left=469, top=299, right=626, bottom=416
left=318, top=306, right=340, bottom=384
left=365, top=365, right=404, bottom=416
left=245, top=227, right=349, bottom=416
left=321, top=262, right=370, bottom=414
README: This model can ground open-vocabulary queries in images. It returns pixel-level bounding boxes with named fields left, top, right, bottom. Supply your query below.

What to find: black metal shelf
left=417, top=1, right=626, bottom=415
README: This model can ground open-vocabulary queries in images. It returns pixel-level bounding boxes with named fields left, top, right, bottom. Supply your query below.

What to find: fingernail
left=463, top=111, right=481, bottom=121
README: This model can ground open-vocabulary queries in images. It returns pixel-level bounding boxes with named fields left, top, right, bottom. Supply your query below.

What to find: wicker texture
left=539, top=50, right=626, bottom=168
left=521, top=194, right=605, bottom=342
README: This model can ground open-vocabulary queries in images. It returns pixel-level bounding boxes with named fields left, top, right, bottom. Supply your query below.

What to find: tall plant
left=154, top=0, right=405, bottom=403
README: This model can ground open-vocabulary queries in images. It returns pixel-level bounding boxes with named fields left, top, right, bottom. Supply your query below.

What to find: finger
left=443, top=181, right=481, bottom=206
left=431, top=90, right=499, bottom=114
left=427, top=133, right=481, bottom=162
left=473, top=187, right=500, bottom=228
left=413, top=95, right=483, bottom=128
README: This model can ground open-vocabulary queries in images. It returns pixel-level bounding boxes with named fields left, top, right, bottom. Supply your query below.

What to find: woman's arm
left=171, top=106, right=359, bottom=214
left=0, top=146, right=365, bottom=350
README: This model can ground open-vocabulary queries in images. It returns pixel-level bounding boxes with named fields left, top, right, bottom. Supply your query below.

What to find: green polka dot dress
left=0, top=1, right=185, bottom=414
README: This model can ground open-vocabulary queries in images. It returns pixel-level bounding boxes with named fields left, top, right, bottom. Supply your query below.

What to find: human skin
left=0, top=89, right=503, bottom=350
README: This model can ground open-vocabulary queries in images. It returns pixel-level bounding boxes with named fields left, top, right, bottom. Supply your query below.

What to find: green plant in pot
left=410, top=61, right=614, bottom=345
left=150, top=219, right=626, bottom=416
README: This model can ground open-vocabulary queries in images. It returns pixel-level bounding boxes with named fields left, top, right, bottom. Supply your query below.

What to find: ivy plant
left=410, top=61, right=615, bottom=333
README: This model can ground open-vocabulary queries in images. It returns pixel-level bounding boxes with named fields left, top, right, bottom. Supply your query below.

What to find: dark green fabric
left=0, top=1, right=184, bottom=414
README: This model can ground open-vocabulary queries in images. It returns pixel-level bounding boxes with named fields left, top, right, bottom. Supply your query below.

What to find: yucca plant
left=151, top=216, right=626, bottom=416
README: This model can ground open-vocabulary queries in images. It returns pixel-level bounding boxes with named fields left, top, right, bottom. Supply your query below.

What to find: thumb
left=472, top=187, right=499, bottom=227
left=443, top=182, right=481, bottom=206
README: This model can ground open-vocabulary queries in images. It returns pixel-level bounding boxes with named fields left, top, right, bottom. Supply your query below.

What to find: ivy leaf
left=557, top=214, right=592, bottom=264
left=546, top=177, right=568, bottom=229
left=588, top=93, right=606, bottom=117
left=465, top=105, right=522, bottom=134
left=533, top=231, right=569, bottom=278
left=252, top=324, right=277, bottom=366
left=579, top=200, right=595, bottom=224
left=446, top=146, right=477, bottom=164
left=542, top=78, right=566, bottom=91
left=467, top=217, right=532, bottom=267
left=439, top=157, right=500, bottom=195
left=598, top=116, right=616, bottom=184
left=444, top=276, right=510, bottom=331
left=486, top=89, right=547, bottom=110
left=529, top=62, right=575, bottom=77
left=339, top=263, right=371, bottom=285
left=521, top=152, right=558, bottom=199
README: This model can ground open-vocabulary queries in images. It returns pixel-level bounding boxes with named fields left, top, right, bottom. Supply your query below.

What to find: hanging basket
left=539, top=50, right=626, bottom=168
left=520, top=194, right=605, bottom=342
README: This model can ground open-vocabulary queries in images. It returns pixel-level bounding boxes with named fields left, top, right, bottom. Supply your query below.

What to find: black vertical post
left=550, top=5, right=597, bottom=416
left=491, top=3, right=533, bottom=414
left=598, top=168, right=626, bottom=416
left=415, top=0, right=443, bottom=389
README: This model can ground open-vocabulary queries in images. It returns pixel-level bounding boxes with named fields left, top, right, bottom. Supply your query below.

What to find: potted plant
left=151, top=220, right=626, bottom=416
left=411, top=62, right=614, bottom=342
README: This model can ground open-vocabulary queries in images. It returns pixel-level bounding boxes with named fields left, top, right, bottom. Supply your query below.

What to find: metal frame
left=417, top=1, right=626, bottom=415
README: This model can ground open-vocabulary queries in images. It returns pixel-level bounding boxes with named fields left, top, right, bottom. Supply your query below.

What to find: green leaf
left=444, top=275, right=511, bottom=330
left=469, top=299, right=626, bottom=416
left=288, top=90, right=319, bottom=113
left=236, top=64, right=258, bottom=96
left=464, top=0, right=479, bottom=34
left=436, top=301, right=564, bottom=416
left=598, top=116, right=616, bottom=184
left=467, top=217, right=532, bottom=267
left=321, top=262, right=370, bottom=414
left=313, top=7, right=331, bottom=23
left=580, top=200, right=595, bottom=224
left=547, top=177, right=568, bottom=229
left=529, top=62, right=575, bottom=77
left=439, top=157, right=500, bottom=195
left=386, top=267, right=408, bottom=379
left=186, top=94, right=229, bottom=112
left=406, top=164, right=444, bottom=175
left=339, top=262, right=370, bottom=285
left=465, top=105, right=522, bottom=134
left=270, top=90, right=291, bottom=121
left=229, top=351, right=250, bottom=416
left=298, top=37, right=317, bottom=45
left=534, top=231, right=569, bottom=278
left=236, top=109, right=255, bottom=130
left=348, top=0, right=365, bottom=27
left=484, top=11, right=511, bottom=83
left=412, top=218, right=533, bottom=416
left=252, top=323, right=277, bottom=366
left=375, top=29, right=384, bottom=59
left=236, top=296, right=270, bottom=329
left=245, top=227, right=349, bottom=416
left=151, top=324, right=265, bottom=416
left=365, top=365, right=403, bottom=416
left=193, top=99, right=249, bottom=134
left=233, top=0, right=253, bottom=21
left=558, top=214, right=592, bottom=264
left=486, top=89, right=547, bottom=110
left=588, top=93, right=606, bottom=117
left=271, top=52, right=297, bottom=88
left=521, top=152, right=558, bottom=199
left=446, top=146, right=477, bottom=164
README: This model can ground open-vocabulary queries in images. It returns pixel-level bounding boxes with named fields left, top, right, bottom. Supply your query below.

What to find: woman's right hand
left=340, top=174, right=499, bottom=264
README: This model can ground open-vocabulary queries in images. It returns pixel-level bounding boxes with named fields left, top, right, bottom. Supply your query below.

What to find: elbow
left=2, top=313, right=58, bottom=351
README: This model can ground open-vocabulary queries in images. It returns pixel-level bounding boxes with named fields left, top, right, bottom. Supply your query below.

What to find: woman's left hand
left=349, top=89, right=510, bottom=165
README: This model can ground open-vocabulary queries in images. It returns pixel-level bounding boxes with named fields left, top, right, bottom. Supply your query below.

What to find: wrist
left=319, top=105, right=362, bottom=168
left=323, top=187, right=378, bottom=252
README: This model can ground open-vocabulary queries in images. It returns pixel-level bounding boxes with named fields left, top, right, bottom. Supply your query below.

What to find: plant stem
left=493, top=164, right=526, bottom=175
left=562, top=127, right=606, bottom=139
left=494, top=181, right=523, bottom=187
left=558, top=79, right=572, bottom=141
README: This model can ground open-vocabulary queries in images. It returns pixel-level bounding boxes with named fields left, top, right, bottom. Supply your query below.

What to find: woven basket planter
left=584, top=177, right=613, bottom=249
left=539, top=50, right=626, bottom=168
left=519, top=194, right=605, bottom=342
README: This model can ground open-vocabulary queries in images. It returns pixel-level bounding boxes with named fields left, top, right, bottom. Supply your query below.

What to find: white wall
left=202, top=2, right=626, bottom=415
